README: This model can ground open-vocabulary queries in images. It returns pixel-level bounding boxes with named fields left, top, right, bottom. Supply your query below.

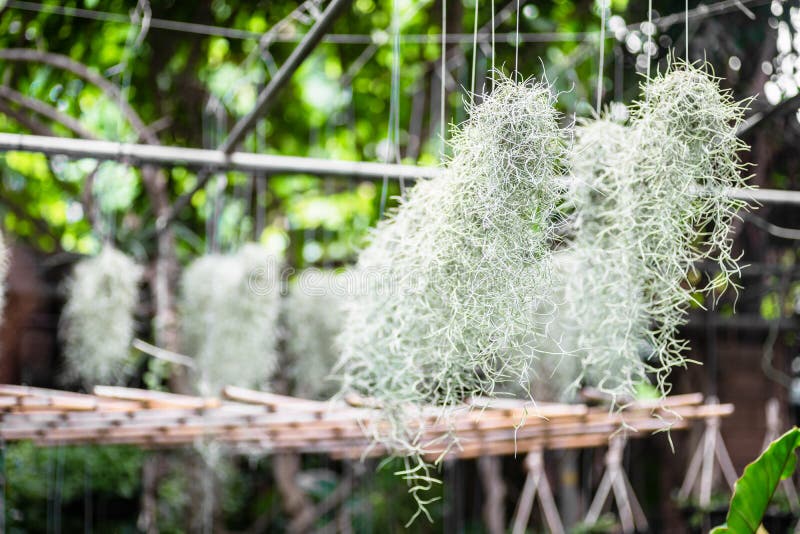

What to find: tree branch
left=0, top=48, right=158, bottom=144
left=0, top=85, right=96, bottom=139
left=738, top=93, right=800, bottom=137
left=0, top=100, right=55, bottom=136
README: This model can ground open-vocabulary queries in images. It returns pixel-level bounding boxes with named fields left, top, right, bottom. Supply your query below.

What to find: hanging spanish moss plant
left=559, top=116, right=653, bottom=399
left=553, top=62, right=750, bottom=403
left=627, top=61, right=751, bottom=396
left=284, top=269, right=350, bottom=400
left=338, top=74, right=564, bottom=456
left=180, top=243, right=282, bottom=395
left=59, top=247, right=143, bottom=387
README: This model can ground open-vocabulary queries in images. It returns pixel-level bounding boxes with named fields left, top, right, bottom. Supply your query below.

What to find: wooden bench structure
left=0, top=385, right=732, bottom=459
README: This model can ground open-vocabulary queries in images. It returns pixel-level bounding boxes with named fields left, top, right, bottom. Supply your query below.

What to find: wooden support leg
left=611, top=466, right=635, bottom=534
left=535, top=459, right=565, bottom=534
left=585, top=468, right=614, bottom=525
left=511, top=465, right=540, bottom=534
left=714, top=427, right=738, bottom=491
left=622, top=469, right=649, bottom=531
left=477, top=456, right=506, bottom=534
left=699, top=417, right=718, bottom=508
left=679, top=427, right=706, bottom=500
left=586, top=436, right=647, bottom=533
left=510, top=449, right=565, bottom=534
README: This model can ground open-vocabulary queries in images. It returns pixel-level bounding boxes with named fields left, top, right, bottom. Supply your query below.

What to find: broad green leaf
left=711, top=427, right=800, bottom=533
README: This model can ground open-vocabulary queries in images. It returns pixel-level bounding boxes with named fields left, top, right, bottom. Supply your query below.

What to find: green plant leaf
left=711, top=427, right=800, bottom=533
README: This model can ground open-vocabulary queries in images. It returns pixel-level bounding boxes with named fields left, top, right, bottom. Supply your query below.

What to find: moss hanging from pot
left=284, top=269, right=351, bottom=400
left=180, top=243, right=281, bottom=395
left=338, top=74, right=564, bottom=452
left=59, top=247, right=143, bottom=387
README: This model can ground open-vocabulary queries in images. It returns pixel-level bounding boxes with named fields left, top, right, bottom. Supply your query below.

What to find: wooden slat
left=93, top=386, right=221, bottom=409
left=223, top=385, right=337, bottom=412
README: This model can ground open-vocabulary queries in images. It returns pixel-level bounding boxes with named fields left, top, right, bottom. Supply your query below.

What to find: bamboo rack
left=0, top=385, right=733, bottom=459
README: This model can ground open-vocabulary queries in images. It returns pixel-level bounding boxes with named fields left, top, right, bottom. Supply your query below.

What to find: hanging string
left=514, top=0, right=521, bottom=77
left=380, top=0, right=402, bottom=216
left=440, top=0, right=447, bottom=160
left=596, top=0, right=607, bottom=112
left=109, top=0, right=150, bottom=245
left=491, top=0, right=496, bottom=87
left=470, top=0, right=480, bottom=100
left=646, top=0, right=653, bottom=79
left=391, top=0, right=404, bottom=197
left=685, top=0, right=689, bottom=58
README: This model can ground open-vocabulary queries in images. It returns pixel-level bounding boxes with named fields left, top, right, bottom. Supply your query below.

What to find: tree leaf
left=711, top=427, right=800, bottom=533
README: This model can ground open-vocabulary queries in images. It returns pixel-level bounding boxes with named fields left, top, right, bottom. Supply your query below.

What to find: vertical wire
left=514, top=0, right=521, bottom=77
left=614, top=44, right=624, bottom=101
left=380, top=0, right=401, bottom=217
left=440, top=0, right=447, bottom=159
left=685, top=0, right=689, bottom=58
left=646, top=0, right=653, bottom=79
left=392, top=0, right=404, bottom=196
left=491, top=0, right=495, bottom=86
left=596, top=0, right=607, bottom=112
left=470, top=0, right=480, bottom=101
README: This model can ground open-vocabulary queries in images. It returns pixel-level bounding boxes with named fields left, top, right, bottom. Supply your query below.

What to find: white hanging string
left=470, top=0, right=480, bottom=100
left=685, top=0, right=689, bottom=58
left=514, top=0, right=521, bottom=77
left=647, top=0, right=653, bottom=79
left=491, top=0, right=496, bottom=87
left=380, top=0, right=402, bottom=215
left=391, top=0, right=404, bottom=196
left=440, top=0, right=447, bottom=160
left=596, top=0, right=607, bottom=112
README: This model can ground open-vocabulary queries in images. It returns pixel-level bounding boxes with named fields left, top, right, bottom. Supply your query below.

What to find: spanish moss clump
left=60, top=247, right=143, bottom=387
left=338, top=75, right=564, bottom=453
left=180, top=243, right=281, bottom=395
left=629, top=62, right=750, bottom=396
left=284, top=269, right=350, bottom=400
left=557, top=63, right=750, bottom=403
left=561, top=117, right=653, bottom=398
left=523, top=250, right=583, bottom=403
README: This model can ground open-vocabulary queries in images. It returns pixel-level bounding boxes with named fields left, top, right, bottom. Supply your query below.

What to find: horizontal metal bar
left=0, top=133, right=798, bottom=206
left=0, top=132, right=441, bottom=180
